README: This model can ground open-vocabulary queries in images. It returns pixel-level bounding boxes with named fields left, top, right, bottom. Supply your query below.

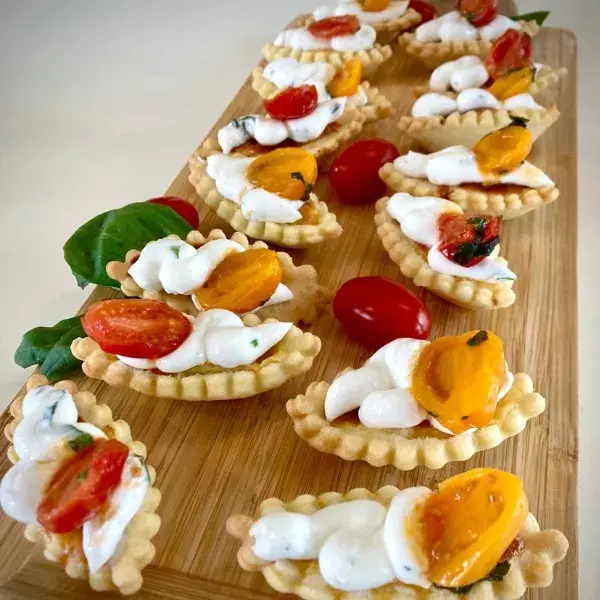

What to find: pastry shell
left=374, top=196, right=516, bottom=309
left=3, top=375, right=161, bottom=595
left=227, top=484, right=568, bottom=600
left=71, top=315, right=321, bottom=402
left=379, top=161, right=560, bottom=220
left=252, top=73, right=393, bottom=124
left=398, top=105, right=561, bottom=151
left=188, top=150, right=343, bottom=248
left=287, top=372, right=545, bottom=470
left=398, top=19, right=540, bottom=70
left=106, top=229, right=332, bottom=324
left=261, top=42, right=393, bottom=79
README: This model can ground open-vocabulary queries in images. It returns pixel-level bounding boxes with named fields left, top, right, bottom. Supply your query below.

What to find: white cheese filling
left=274, top=23, right=377, bottom=52
left=313, top=0, right=409, bottom=24
left=117, top=308, right=292, bottom=372
left=393, top=145, right=554, bottom=188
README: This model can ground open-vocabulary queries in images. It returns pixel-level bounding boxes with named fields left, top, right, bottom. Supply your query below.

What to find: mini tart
left=374, top=197, right=515, bottom=310
left=3, top=375, right=161, bottom=595
left=251, top=75, right=393, bottom=124
left=188, top=150, right=343, bottom=248
left=398, top=19, right=540, bottom=70
left=71, top=315, right=321, bottom=402
left=287, top=372, right=544, bottom=470
left=379, top=161, right=560, bottom=220
left=227, top=485, right=568, bottom=600
left=398, top=105, right=561, bottom=152
left=106, top=229, right=332, bottom=324
left=302, top=7, right=422, bottom=45
left=261, top=42, right=393, bottom=79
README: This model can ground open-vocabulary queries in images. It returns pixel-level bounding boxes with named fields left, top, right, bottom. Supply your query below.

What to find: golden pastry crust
left=252, top=71, right=393, bottom=124
left=398, top=19, right=540, bottom=70
left=71, top=315, right=321, bottom=401
left=261, top=42, right=393, bottom=79
left=106, top=229, right=332, bottom=324
left=4, top=375, right=161, bottom=596
left=287, top=372, right=545, bottom=470
left=379, top=161, right=560, bottom=220
left=188, top=150, right=343, bottom=248
left=374, top=197, right=515, bottom=309
left=398, top=105, right=561, bottom=151
left=227, top=484, right=568, bottom=600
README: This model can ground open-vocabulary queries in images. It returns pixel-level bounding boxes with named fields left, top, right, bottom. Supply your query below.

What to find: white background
left=0, top=0, right=596, bottom=597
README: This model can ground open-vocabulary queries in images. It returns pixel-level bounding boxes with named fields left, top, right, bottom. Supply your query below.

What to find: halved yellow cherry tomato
left=246, top=148, right=318, bottom=201
left=328, top=57, right=362, bottom=99
left=416, top=468, right=528, bottom=588
left=488, top=66, right=535, bottom=100
left=411, top=330, right=506, bottom=434
left=473, top=118, right=532, bottom=175
left=193, top=249, right=282, bottom=314
left=363, top=0, right=391, bottom=11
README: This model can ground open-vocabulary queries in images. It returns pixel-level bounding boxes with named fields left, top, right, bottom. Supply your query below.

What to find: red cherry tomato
left=329, top=138, right=399, bottom=205
left=148, top=196, right=199, bottom=229
left=37, top=439, right=129, bottom=534
left=82, top=299, right=192, bottom=359
left=408, top=0, right=439, bottom=24
left=264, top=85, right=319, bottom=120
left=333, top=277, right=432, bottom=349
left=438, top=214, right=502, bottom=267
left=485, top=29, right=532, bottom=80
left=457, top=0, right=498, bottom=27
left=308, top=15, right=361, bottom=39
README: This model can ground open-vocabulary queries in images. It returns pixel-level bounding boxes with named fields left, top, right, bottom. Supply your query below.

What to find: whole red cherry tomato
left=333, top=277, right=432, bottom=349
left=264, top=85, right=319, bottom=120
left=308, top=15, right=361, bottom=39
left=408, top=0, right=439, bottom=24
left=458, top=0, right=498, bottom=27
left=329, top=138, right=399, bottom=205
left=485, top=30, right=533, bottom=81
left=82, top=299, right=192, bottom=359
left=37, top=439, right=129, bottom=534
left=148, top=196, right=199, bottom=229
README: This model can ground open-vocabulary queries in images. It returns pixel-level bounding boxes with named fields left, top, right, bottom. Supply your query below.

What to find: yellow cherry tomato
left=488, top=66, right=535, bottom=101
left=362, top=0, right=391, bottom=11
left=328, top=57, right=362, bottom=99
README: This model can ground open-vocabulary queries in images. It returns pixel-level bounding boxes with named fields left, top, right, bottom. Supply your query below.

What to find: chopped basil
left=76, top=468, right=89, bottom=481
left=232, top=116, right=255, bottom=131
left=467, top=216, right=487, bottom=234
left=68, top=432, right=94, bottom=452
left=437, top=562, right=511, bottom=594
left=510, top=115, right=530, bottom=129
left=291, top=171, right=313, bottom=200
left=251, top=339, right=259, bottom=348
left=510, top=11, right=550, bottom=26
left=134, top=453, right=151, bottom=482
left=427, top=410, right=439, bottom=418
left=461, top=415, right=469, bottom=420
left=171, top=246, right=181, bottom=258
left=467, top=330, right=488, bottom=347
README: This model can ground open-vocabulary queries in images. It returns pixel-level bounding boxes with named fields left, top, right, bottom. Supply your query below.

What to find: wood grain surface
left=0, top=13, right=577, bottom=600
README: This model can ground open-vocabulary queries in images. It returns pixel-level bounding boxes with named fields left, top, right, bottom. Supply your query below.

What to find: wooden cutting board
left=0, top=13, right=577, bottom=600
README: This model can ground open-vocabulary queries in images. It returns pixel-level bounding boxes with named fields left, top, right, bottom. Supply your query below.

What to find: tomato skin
left=147, top=197, right=199, bottom=229
left=333, top=277, right=432, bottom=349
left=485, top=30, right=533, bottom=80
left=458, top=0, right=498, bottom=27
left=37, top=439, right=129, bottom=534
left=264, top=85, right=319, bottom=121
left=329, top=138, right=399, bottom=205
left=82, top=299, right=192, bottom=359
left=408, top=0, right=439, bottom=24
left=308, top=15, right=361, bottom=39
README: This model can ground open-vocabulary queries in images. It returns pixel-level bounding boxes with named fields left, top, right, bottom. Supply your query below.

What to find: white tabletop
left=0, top=1, right=595, bottom=597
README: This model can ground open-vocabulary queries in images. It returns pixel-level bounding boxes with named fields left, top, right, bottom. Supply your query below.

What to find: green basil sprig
left=510, top=11, right=550, bottom=26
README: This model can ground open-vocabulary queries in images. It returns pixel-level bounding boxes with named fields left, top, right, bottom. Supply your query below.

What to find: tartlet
left=106, top=228, right=332, bottom=324
left=3, top=375, right=161, bottom=595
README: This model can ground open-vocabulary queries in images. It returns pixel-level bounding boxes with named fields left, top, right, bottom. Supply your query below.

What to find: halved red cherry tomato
left=37, top=439, right=129, bottom=534
left=308, top=15, right=361, bottom=39
left=408, top=0, right=439, bottom=24
left=329, top=138, right=399, bottom=205
left=438, top=214, right=502, bottom=267
left=457, top=0, right=498, bottom=27
left=147, top=197, right=199, bottom=229
left=485, top=29, right=533, bottom=81
left=333, top=277, right=432, bottom=349
left=264, top=85, right=319, bottom=121
left=82, top=299, right=192, bottom=359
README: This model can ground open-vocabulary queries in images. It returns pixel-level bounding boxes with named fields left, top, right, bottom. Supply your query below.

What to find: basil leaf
left=467, top=330, right=489, bottom=347
left=63, top=202, right=193, bottom=289
left=14, top=316, right=85, bottom=381
left=510, top=11, right=550, bottom=26
left=68, top=432, right=94, bottom=452
left=437, top=562, right=511, bottom=594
